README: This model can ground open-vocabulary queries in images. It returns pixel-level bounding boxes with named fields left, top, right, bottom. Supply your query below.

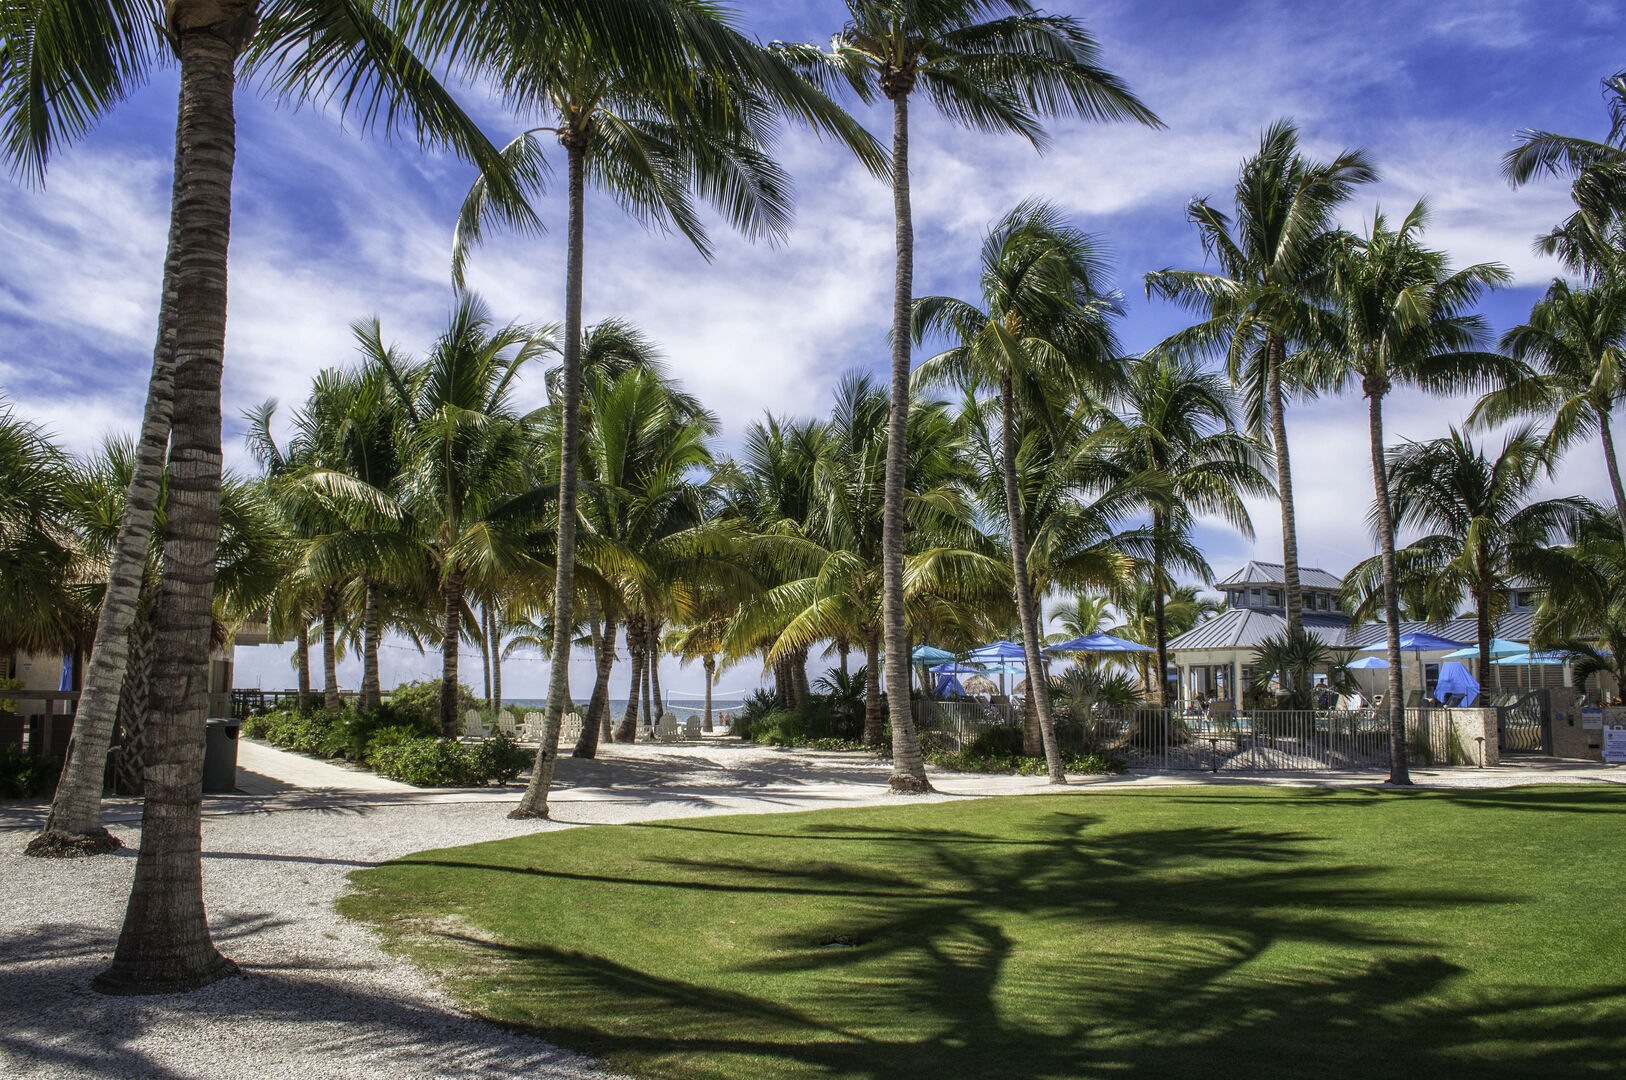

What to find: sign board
left=1605, top=724, right=1626, bottom=765
left=1582, top=709, right=1604, bottom=730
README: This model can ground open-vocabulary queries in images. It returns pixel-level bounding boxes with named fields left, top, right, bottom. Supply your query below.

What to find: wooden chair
left=496, top=710, right=518, bottom=737
left=656, top=716, right=680, bottom=743
left=462, top=710, right=489, bottom=740
left=682, top=716, right=702, bottom=740
left=520, top=712, right=545, bottom=742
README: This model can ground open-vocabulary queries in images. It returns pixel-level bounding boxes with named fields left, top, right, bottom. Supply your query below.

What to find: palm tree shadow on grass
left=376, top=802, right=1626, bottom=1079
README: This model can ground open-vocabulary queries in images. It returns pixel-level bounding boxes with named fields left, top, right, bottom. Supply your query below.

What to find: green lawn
left=341, top=787, right=1626, bottom=1079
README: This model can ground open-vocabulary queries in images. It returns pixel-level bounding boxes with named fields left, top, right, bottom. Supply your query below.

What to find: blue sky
left=1, top=0, right=1621, bottom=697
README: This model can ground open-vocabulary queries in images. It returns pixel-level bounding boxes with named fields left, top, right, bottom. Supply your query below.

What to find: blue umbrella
left=1047, top=632, right=1155, bottom=653
left=967, top=640, right=1029, bottom=661
left=1442, top=638, right=1525, bottom=660
left=1493, top=651, right=1569, bottom=666
left=1360, top=630, right=1467, bottom=652
left=1345, top=655, right=1389, bottom=669
left=911, top=644, right=957, bottom=663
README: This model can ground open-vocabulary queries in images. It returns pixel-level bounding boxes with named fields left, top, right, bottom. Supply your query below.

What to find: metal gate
left=1497, top=690, right=1550, bottom=754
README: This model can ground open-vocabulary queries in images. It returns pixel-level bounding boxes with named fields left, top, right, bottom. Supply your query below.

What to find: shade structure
left=1360, top=630, right=1468, bottom=652
left=929, top=662, right=989, bottom=675
left=1494, top=651, right=1569, bottom=666
left=1047, top=632, right=1154, bottom=653
left=961, top=673, right=999, bottom=697
left=967, top=640, right=1030, bottom=661
left=1442, top=638, right=1526, bottom=660
left=1345, top=655, right=1389, bottom=669
left=911, top=645, right=957, bottom=663
left=1433, top=661, right=1481, bottom=703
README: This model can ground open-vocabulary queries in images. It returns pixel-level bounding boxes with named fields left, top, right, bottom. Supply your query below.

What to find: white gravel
left=2, top=739, right=1620, bottom=1079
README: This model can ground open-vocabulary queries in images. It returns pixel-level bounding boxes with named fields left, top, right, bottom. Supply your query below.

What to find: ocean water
left=501, top=698, right=747, bottom=720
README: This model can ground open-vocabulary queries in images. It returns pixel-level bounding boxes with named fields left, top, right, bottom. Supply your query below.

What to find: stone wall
left=1549, top=687, right=1603, bottom=761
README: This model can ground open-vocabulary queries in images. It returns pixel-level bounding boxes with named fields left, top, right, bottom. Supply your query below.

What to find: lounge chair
left=462, top=710, right=489, bottom=740
left=496, top=710, right=518, bottom=737
left=683, top=716, right=702, bottom=740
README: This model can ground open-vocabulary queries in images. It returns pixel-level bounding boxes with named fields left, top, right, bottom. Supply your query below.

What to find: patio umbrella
left=1046, top=632, right=1155, bottom=653
left=1345, top=656, right=1389, bottom=669
left=1493, top=651, right=1570, bottom=664
left=911, top=645, right=957, bottom=663
left=968, top=640, right=1039, bottom=698
left=1361, top=630, right=1467, bottom=705
left=1442, top=638, right=1525, bottom=660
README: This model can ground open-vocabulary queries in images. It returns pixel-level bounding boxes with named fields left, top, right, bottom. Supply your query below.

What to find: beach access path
left=2, top=738, right=1621, bottom=1079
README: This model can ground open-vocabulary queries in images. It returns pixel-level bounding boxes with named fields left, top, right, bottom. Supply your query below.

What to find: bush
left=386, top=680, right=478, bottom=732
left=371, top=738, right=477, bottom=787
left=736, top=699, right=866, bottom=748
left=467, top=731, right=531, bottom=785
left=362, top=724, right=427, bottom=766
left=922, top=739, right=1124, bottom=776
left=0, top=744, right=61, bottom=798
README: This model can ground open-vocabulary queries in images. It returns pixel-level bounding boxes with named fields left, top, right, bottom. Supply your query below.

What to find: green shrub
left=0, top=744, right=61, bottom=798
left=0, top=675, right=24, bottom=715
left=737, top=698, right=864, bottom=747
left=371, top=738, right=477, bottom=786
left=467, top=731, right=530, bottom=785
left=385, top=680, right=478, bottom=732
left=923, top=739, right=1125, bottom=776
left=362, top=724, right=425, bottom=765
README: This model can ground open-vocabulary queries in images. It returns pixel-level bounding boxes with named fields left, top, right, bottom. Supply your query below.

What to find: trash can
left=202, top=717, right=241, bottom=793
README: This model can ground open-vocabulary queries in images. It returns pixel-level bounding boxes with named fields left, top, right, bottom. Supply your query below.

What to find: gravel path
left=2, top=739, right=1620, bottom=1079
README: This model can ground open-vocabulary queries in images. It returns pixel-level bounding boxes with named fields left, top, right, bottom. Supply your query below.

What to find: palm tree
left=1100, top=355, right=1272, bottom=709
left=1316, top=201, right=1512, bottom=783
left=1346, top=428, right=1591, bottom=707
left=1472, top=276, right=1626, bottom=540
left=914, top=201, right=1129, bottom=783
left=1108, top=581, right=1217, bottom=696
left=1146, top=120, right=1376, bottom=637
left=0, top=404, right=82, bottom=671
left=784, top=1, right=1159, bottom=793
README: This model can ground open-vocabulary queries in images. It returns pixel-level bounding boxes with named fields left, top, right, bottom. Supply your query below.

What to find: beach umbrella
left=1345, top=656, right=1389, bottom=669
left=911, top=645, right=956, bottom=663
left=1046, top=632, right=1155, bottom=653
left=1493, top=651, right=1568, bottom=665
left=968, top=640, right=1039, bottom=698
left=1441, top=638, right=1525, bottom=660
left=1361, top=630, right=1467, bottom=705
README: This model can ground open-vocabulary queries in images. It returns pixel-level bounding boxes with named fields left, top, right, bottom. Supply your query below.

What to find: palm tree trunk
left=1151, top=513, right=1169, bottom=710
left=30, top=265, right=177, bottom=854
left=1366, top=384, right=1411, bottom=785
left=1267, top=333, right=1305, bottom=637
left=574, top=615, right=616, bottom=758
left=641, top=643, right=654, bottom=731
left=649, top=627, right=664, bottom=720
left=1474, top=589, right=1493, bottom=706
left=791, top=646, right=810, bottom=703
left=512, top=136, right=587, bottom=818
left=321, top=587, right=339, bottom=715
left=479, top=603, right=492, bottom=705
left=1599, top=411, right=1626, bottom=542
left=839, top=640, right=849, bottom=677
left=93, top=12, right=247, bottom=993
left=361, top=580, right=381, bottom=711
left=294, top=606, right=311, bottom=713
left=879, top=90, right=929, bottom=794
left=440, top=571, right=463, bottom=738
left=703, top=655, right=715, bottom=732
left=863, top=623, right=884, bottom=746
left=614, top=612, right=644, bottom=743
left=490, top=603, right=503, bottom=712
left=1000, top=376, right=1065, bottom=783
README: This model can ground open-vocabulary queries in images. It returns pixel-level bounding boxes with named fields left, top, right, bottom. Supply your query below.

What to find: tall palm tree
left=914, top=201, right=1127, bottom=783
left=1346, top=428, right=1591, bottom=707
left=1472, top=276, right=1626, bottom=540
left=1316, top=202, right=1512, bottom=783
left=1100, top=355, right=1272, bottom=708
left=0, top=404, right=81, bottom=666
left=1108, top=581, right=1217, bottom=696
left=1146, top=120, right=1375, bottom=637
left=448, top=4, right=879, bottom=818
left=784, top=1, right=1159, bottom=793
left=371, top=297, right=554, bottom=736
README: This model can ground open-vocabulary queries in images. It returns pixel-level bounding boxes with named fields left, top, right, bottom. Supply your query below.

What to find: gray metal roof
left=1214, top=561, right=1344, bottom=591
left=1170, top=608, right=1542, bottom=655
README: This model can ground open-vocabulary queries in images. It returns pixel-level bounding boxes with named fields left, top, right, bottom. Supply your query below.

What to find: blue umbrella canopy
left=1048, top=632, right=1155, bottom=653
left=1442, top=638, right=1526, bottom=660
left=1493, top=651, right=1570, bottom=666
left=1345, top=655, right=1390, bottom=669
left=911, top=645, right=957, bottom=663
left=1433, top=661, right=1481, bottom=702
left=968, top=640, right=1030, bottom=661
left=1360, top=630, right=1468, bottom=652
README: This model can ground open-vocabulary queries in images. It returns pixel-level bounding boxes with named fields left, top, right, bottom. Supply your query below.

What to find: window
left=1267, top=589, right=1282, bottom=606
left=1514, top=591, right=1535, bottom=611
left=1249, top=587, right=1262, bottom=606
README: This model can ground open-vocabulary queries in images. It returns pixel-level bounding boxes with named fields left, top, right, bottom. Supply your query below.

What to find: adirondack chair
left=521, top=712, right=545, bottom=742
left=462, top=710, right=489, bottom=740
left=682, top=716, right=702, bottom=740
left=655, top=716, right=680, bottom=743
left=496, top=711, right=518, bottom=737
left=559, top=711, right=583, bottom=743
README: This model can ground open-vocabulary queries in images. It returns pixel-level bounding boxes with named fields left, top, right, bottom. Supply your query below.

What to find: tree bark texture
left=294, top=603, right=311, bottom=713
left=490, top=601, right=502, bottom=711
left=321, top=586, right=339, bottom=715
left=863, top=624, right=884, bottom=746
left=881, top=90, right=929, bottom=793
left=512, top=137, right=587, bottom=818
left=1599, top=412, right=1626, bottom=543
left=361, top=580, right=381, bottom=710
left=1151, top=512, right=1169, bottom=710
left=702, top=655, right=715, bottom=731
left=1267, top=333, right=1304, bottom=637
left=1366, top=385, right=1411, bottom=786
left=614, top=612, right=644, bottom=742
left=440, top=571, right=463, bottom=737
left=94, top=16, right=247, bottom=993
left=573, top=616, right=616, bottom=758
left=649, top=625, right=664, bottom=719
left=1001, top=378, right=1065, bottom=782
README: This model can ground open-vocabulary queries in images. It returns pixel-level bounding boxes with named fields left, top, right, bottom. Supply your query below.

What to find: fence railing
left=912, top=701, right=1489, bottom=772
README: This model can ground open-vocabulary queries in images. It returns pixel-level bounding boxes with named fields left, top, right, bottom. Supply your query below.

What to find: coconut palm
left=0, top=403, right=81, bottom=661
left=1346, top=429, right=1592, bottom=708
left=1099, top=356, right=1272, bottom=708
left=1315, top=201, right=1512, bottom=782
left=1146, top=120, right=1376, bottom=637
left=1471, top=276, right=1626, bottom=540
left=783, top=1, right=1159, bottom=792
left=914, top=200, right=1129, bottom=782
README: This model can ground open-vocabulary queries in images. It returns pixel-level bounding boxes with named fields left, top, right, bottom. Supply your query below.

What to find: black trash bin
left=202, top=717, right=241, bottom=793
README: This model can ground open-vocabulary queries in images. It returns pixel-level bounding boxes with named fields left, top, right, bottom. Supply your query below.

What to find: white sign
left=1604, top=724, right=1626, bottom=765
left=1582, top=709, right=1604, bottom=730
